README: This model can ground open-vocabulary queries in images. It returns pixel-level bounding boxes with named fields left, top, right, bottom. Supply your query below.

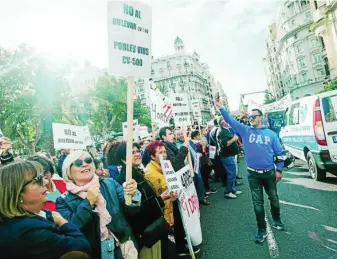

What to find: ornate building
left=263, top=0, right=330, bottom=100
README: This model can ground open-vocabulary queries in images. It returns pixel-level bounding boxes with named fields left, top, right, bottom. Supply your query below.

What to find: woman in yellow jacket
left=144, top=141, right=175, bottom=227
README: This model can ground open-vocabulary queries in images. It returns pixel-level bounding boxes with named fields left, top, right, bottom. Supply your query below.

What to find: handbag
left=112, top=233, right=138, bottom=259
left=141, top=216, right=169, bottom=248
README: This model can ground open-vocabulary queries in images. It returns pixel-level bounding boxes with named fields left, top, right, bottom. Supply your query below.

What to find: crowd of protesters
left=0, top=114, right=246, bottom=259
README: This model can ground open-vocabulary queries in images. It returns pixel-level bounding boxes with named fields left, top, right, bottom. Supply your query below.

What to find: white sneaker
left=225, top=193, right=237, bottom=199
left=234, top=191, right=243, bottom=195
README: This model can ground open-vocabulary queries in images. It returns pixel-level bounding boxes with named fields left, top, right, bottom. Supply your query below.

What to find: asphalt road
left=196, top=158, right=337, bottom=259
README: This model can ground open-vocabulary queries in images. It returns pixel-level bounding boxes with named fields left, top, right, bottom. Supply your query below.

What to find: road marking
left=280, top=200, right=320, bottom=211
left=322, top=225, right=337, bottom=233
left=326, top=239, right=337, bottom=245
left=265, top=217, right=280, bottom=258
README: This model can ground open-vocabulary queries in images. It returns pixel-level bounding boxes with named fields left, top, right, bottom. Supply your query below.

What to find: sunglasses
left=22, top=173, right=44, bottom=190
left=71, top=157, right=93, bottom=167
left=248, top=115, right=261, bottom=120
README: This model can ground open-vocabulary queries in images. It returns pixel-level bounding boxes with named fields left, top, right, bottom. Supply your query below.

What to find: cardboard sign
left=171, top=93, right=191, bottom=127
left=107, top=1, right=152, bottom=77
left=122, top=120, right=140, bottom=141
left=52, top=123, right=86, bottom=150
left=209, top=145, right=216, bottom=159
left=176, top=165, right=203, bottom=246
left=161, top=159, right=184, bottom=192
left=149, top=87, right=172, bottom=126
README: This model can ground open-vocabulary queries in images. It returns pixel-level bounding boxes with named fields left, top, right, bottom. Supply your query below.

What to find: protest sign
left=52, top=123, right=86, bottom=150
left=191, top=100, right=202, bottom=124
left=82, top=126, right=93, bottom=146
left=149, top=88, right=172, bottom=126
left=171, top=94, right=191, bottom=127
left=159, top=157, right=203, bottom=250
left=107, top=1, right=152, bottom=205
left=107, top=1, right=152, bottom=78
left=160, top=159, right=184, bottom=192
left=122, top=120, right=140, bottom=141
left=209, top=145, right=216, bottom=159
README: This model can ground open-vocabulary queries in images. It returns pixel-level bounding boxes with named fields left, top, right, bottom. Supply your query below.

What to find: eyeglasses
left=22, top=173, right=44, bottom=190
left=132, top=150, right=141, bottom=155
left=71, top=157, right=93, bottom=167
left=248, top=115, right=261, bottom=120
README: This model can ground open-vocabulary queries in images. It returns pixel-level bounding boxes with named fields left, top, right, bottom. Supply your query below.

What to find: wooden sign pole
left=125, top=76, right=135, bottom=205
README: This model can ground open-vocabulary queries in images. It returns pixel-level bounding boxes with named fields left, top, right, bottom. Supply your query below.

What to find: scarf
left=66, top=174, right=112, bottom=241
left=164, top=141, right=179, bottom=155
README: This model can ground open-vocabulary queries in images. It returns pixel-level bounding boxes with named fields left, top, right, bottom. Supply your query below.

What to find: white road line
left=326, top=239, right=337, bottom=245
left=280, top=200, right=321, bottom=211
left=265, top=217, right=280, bottom=258
left=322, top=225, right=337, bottom=233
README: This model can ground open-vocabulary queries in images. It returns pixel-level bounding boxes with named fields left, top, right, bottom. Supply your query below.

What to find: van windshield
left=322, top=95, right=337, bottom=123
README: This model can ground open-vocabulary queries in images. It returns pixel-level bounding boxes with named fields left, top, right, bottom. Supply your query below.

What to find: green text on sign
left=124, top=4, right=141, bottom=19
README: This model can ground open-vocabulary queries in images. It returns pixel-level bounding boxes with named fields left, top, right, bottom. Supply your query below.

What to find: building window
left=316, top=68, right=325, bottom=76
left=305, top=12, right=312, bottom=20
left=296, top=44, right=301, bottom=53
left=313, top=53, right=321, bottom=63
left=301, top=72, right=308, bottom=81
left=314, top=0, right=318, bottom=10
left=299, top=58, right=306, bottom=68
left=311, top=39, right=318, bottom=48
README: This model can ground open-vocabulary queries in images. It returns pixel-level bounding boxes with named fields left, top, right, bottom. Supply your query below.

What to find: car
left=280, top=90, right=337, bottom=181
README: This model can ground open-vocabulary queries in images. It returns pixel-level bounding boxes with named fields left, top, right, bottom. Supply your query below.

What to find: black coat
left=163, top=142, right=189, bottom=172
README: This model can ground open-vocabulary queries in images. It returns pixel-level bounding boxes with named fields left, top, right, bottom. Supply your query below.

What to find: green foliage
left=264, top=90, right=276, bottom=105
left=320, top=79, right=337, bottom=93
left=0, top=45, right=151, bottom=154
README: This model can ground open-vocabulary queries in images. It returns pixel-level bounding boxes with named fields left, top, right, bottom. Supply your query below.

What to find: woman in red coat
left=28, top=155, right=66, bottom=211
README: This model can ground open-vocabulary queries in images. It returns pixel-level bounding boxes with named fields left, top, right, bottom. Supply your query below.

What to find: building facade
left=264, top=0, right=330, bottom=100
left=310, top=0, right=337, bottom=79
left=147, top=37, right=223, bottom=125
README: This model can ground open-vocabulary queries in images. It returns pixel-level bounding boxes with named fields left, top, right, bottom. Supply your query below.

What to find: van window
left=289, top=103, right=300, bottom=125
left=322, top=95, right=337, bottom=123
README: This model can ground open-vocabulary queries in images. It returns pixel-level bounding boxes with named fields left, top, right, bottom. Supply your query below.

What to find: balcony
left=313, top=3, right=327, bottom=23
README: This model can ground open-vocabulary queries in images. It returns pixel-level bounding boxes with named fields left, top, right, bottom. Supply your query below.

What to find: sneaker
left=235, top=181, right=243, bottom=186
left=199, top=199, right=210, bottom=205
left=255, top=229, right=267, bottom=244
left=177, top=246, right=200, bottom=256
left=234, top=190, right=243, bottom=195
left=205, top=188, right=217, bottom=195
left=225, top=193, right=237, bottom=199
left=273, top=219, right=285, bottom=231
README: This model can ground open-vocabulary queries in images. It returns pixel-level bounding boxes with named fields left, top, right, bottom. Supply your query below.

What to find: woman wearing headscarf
left=112, top=142, right=171, bottom=259
left=56, top=150, right=138, bottom=259
left=0, top=161, right=90, bottom=259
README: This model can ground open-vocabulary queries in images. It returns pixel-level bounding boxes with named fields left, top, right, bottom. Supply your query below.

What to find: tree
left=264, top=90, right=276, bottom=105
left=88, top=75, right=151, bottom=141
left=320, top=79, right=337, bottom=93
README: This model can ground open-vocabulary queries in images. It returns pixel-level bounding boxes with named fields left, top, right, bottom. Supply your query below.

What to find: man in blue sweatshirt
left=216, top=100, right=285, bottom=244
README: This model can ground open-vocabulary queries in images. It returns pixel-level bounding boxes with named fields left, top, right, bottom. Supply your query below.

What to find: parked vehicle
left=280, top=90, right=337, bottom=181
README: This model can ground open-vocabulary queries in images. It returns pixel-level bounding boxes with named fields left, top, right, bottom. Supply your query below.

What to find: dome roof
left=174, top=36, right=183, bottom=45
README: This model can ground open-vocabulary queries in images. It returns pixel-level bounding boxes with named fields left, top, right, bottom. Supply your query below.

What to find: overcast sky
left=0, top=0, right=282, bottom=110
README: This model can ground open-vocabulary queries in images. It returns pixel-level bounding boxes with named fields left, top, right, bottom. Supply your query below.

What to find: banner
left=52, top=123, right=86, bottom=150
left=260, top=94, right=293, bottom=113
left=159, top=157, right=202, bottom=247
left=171, top=93, right=191, bottom=127
left=122, top=119, right=140, bottom=141
left=149, top=88, right=172, bottom=126
left=107, top=1, right=152, bottom=77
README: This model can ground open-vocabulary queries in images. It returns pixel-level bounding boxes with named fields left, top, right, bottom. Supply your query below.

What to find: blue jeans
left=221, top=156, right=237, bottom=194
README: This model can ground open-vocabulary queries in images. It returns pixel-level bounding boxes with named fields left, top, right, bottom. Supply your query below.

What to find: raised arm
left=219, top=107, right=248, bottom=137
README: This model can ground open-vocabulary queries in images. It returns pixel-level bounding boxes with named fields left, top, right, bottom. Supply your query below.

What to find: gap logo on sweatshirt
left=248, top=134, right=271, bottom=145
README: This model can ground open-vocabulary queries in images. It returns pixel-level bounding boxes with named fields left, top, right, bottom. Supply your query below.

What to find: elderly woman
left=28, top=155, right=67, bottom=211
left=56, top=150, right=138, bottom=259
left=0, top=161, right=90, bottom=259
left=112, top=142, right=171, bottom=259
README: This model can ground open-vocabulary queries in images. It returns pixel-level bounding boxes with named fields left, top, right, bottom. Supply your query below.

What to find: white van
left=280, top=90, right=337, bottom=181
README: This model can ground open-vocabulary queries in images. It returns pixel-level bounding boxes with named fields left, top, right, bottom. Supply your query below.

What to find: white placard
left=176, top=165, right=203, bottom=246
left=82, top=126, right=94, bottom=146
left=122, top=119, right=140, bottom=141
left=209, top=145, right=216, bottom=159
left=52, top=123, right=86, bottom=150
left=139, top=126, right=149, bottom=138
left=171, top=93, right=191, bottom=127
left=160, top=159, right=184, bottom=192
left=149, top=88, right=172, bottom=126
left=107, top=1, right=152, bottom=77
left=191, top=100, right=202, bottom=123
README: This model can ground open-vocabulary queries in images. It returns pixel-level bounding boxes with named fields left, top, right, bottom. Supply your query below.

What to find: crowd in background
left=0, top=114, right=246, bottom=259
